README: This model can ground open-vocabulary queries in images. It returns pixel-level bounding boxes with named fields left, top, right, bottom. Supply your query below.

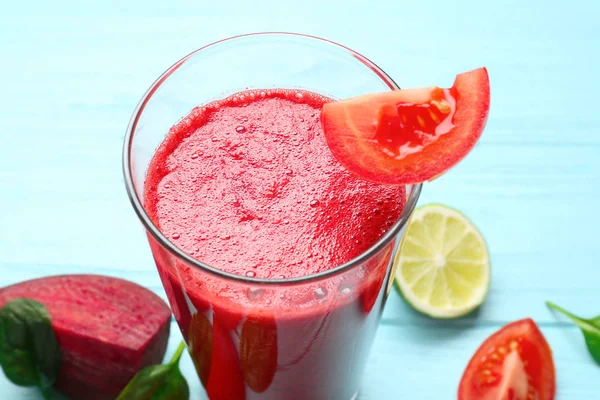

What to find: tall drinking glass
left=123, top=33, right=422, bottom=400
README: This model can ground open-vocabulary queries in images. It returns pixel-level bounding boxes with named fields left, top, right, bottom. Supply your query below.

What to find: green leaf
left=0, top=298, right=61, bottom=398
left=117, top=341, right=190, bottom=400
left=546, top=301, right=600, bottom=364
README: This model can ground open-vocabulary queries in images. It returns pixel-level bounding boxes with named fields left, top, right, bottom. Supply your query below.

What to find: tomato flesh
left=458, top=318, right=556, bottom=400
left=320, top=67, right=490, bottom=185
left=375, top=87, right=455, bottom=159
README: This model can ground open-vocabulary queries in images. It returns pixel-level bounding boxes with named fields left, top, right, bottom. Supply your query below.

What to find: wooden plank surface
left=1, top=0, right=599, bottom=398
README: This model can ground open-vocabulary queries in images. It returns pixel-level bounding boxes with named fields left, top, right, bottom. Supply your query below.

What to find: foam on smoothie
left=145, top=89, right=405, bottom=279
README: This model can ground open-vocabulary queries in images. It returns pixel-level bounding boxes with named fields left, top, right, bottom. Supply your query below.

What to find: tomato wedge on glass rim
left=320, top=67, right=490, bottom=185
left=458, top=318, right=556, bottom=400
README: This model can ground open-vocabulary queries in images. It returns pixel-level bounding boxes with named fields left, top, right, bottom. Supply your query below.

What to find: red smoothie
left=144, top=89, right=406, bottom=400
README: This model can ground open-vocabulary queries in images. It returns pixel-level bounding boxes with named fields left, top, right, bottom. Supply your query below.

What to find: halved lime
left=394, top=204, right=490, bottom=318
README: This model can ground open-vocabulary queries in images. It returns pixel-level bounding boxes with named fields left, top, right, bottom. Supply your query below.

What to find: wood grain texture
left=1, top=0, right=599, bottom=398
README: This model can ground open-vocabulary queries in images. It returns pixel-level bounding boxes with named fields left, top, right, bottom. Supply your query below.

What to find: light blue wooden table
left=1, top=0, right=599, bottom=398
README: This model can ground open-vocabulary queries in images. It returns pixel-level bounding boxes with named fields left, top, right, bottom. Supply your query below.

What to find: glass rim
left=122, top=32, right=423, bottom=285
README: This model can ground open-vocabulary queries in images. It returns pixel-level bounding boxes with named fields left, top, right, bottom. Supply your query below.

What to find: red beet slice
left=0, top=274, right=171, bottom=400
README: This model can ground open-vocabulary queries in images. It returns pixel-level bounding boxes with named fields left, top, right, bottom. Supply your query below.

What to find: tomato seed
left=432, top=99, right=451, bottom=114
left=428, top=109, right=441, bottom=123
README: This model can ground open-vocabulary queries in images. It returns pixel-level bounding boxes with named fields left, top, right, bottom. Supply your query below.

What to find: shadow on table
left=381, top=292, right=485, bottom=341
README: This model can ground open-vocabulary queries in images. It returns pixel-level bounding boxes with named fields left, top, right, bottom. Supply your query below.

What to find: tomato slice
left=206, top=314, right=246, bottom=400
left=188, top=313, right=213, bottom=388
left=240, top=315, right=278, bottom=393
left=458, top=318, right=556, bottom=400
left=320, top=67, right=490, bottom=185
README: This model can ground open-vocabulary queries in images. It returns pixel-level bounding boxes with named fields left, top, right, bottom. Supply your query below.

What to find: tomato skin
left=240, top=315, right=278, bottom=393
left=458, top=318, right=556, bottom=400
left=206, top=314, right=246, bottom=400
left=188, top=313, right=213, bottom=388
left=321, top=67, right=490, bottom=185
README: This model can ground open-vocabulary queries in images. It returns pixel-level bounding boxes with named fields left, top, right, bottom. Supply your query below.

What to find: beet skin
left=0, top=274, right=172, bottom=400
